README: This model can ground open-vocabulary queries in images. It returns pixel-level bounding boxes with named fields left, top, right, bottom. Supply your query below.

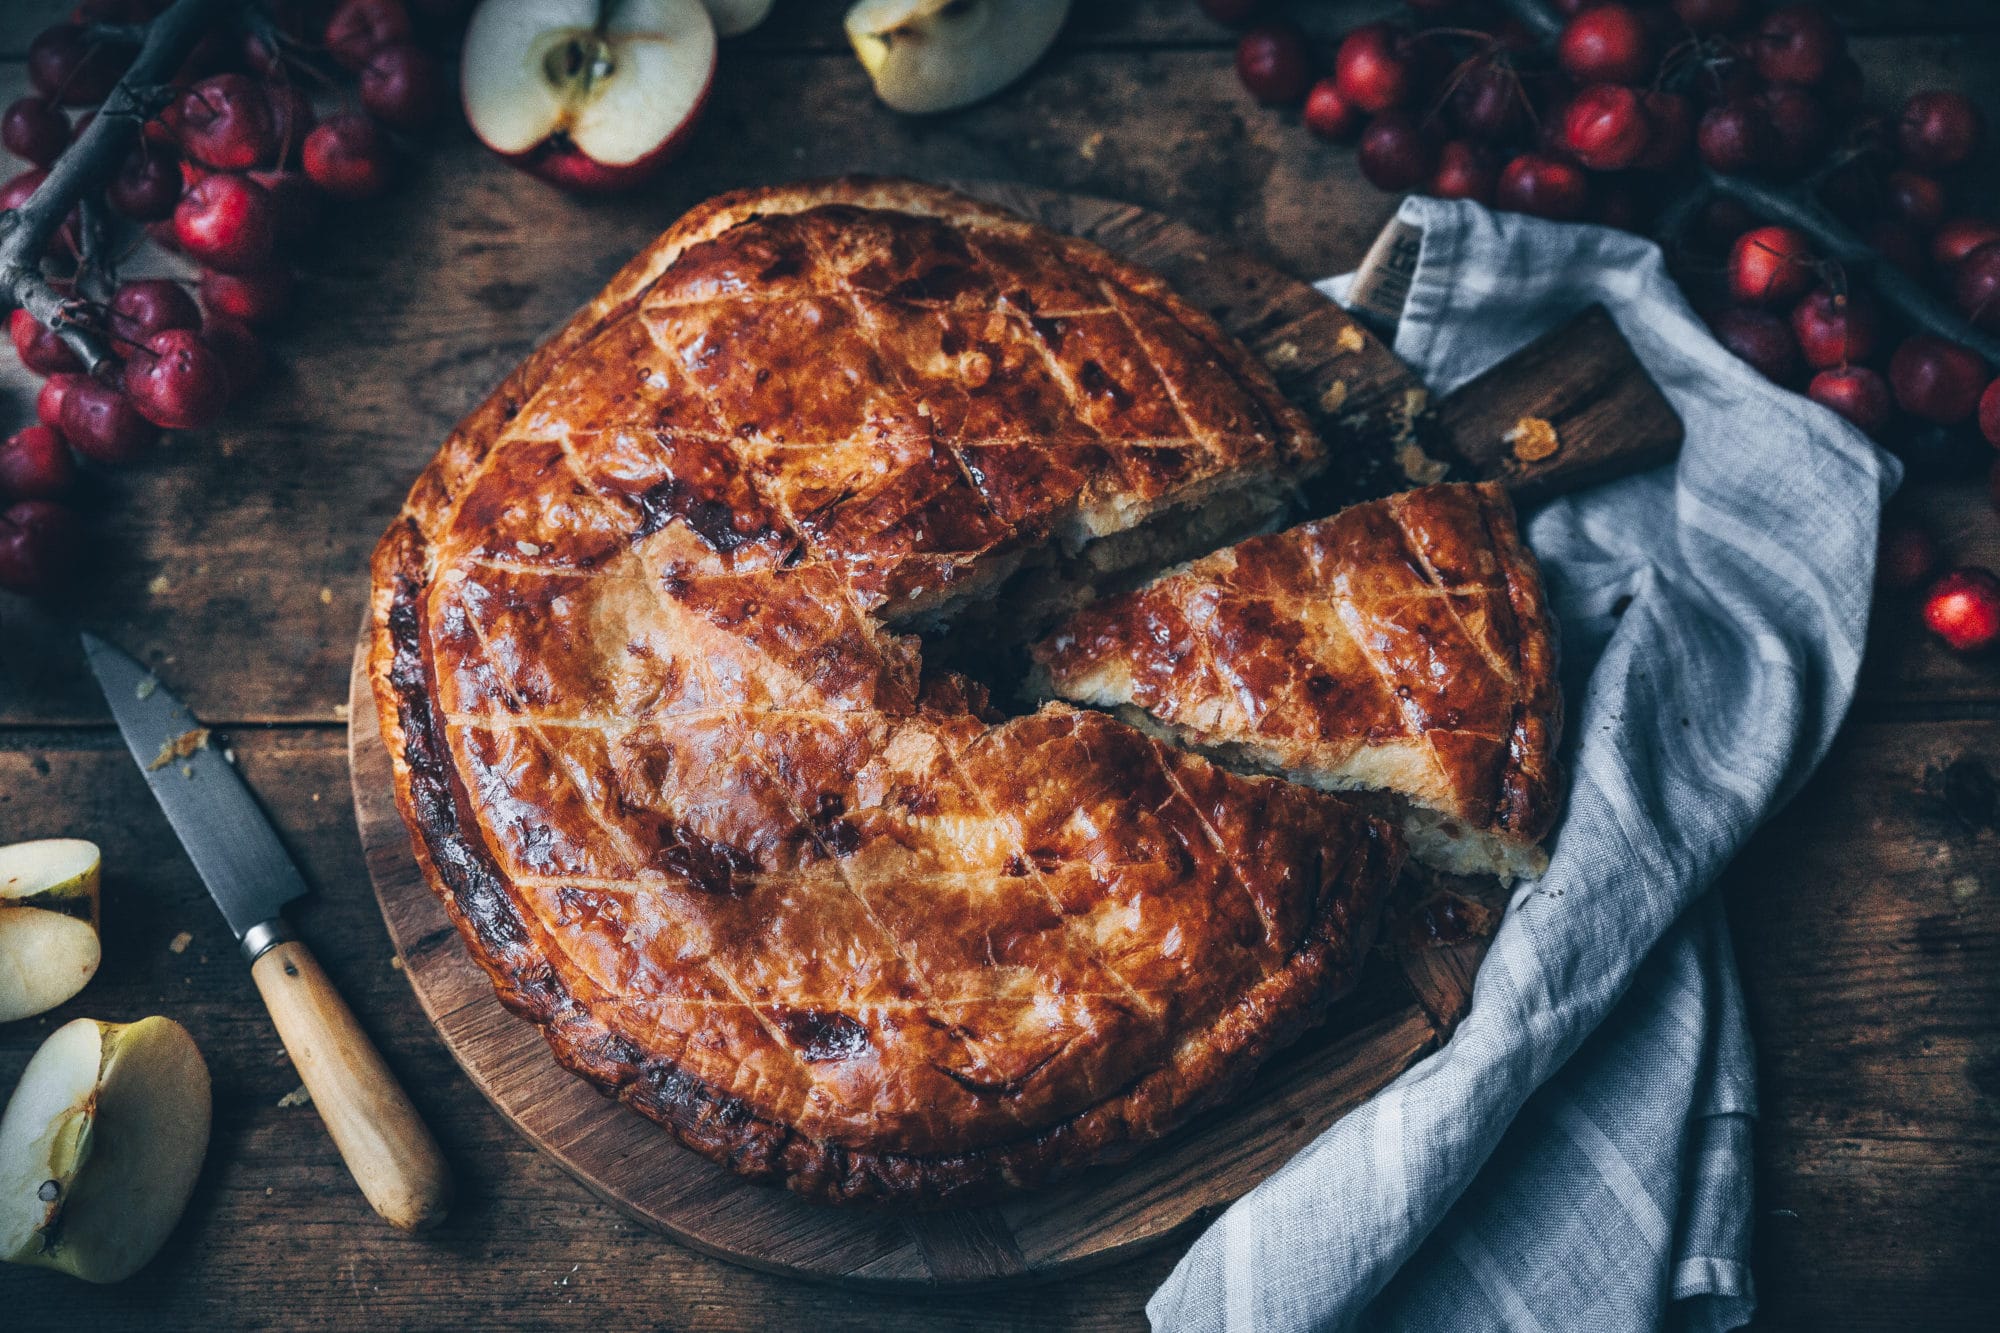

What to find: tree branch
left=1704, top=169, right=2000, bottom=365
left=1494, top=0, right=1564, bottom=43
left=0, top=0, right=230, bottom=373
left=1482, top=0, right=2000, bottom=365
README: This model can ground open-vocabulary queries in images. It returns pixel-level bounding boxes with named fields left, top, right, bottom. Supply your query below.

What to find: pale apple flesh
left=0, top=1016, right=211, bottom=1284
left=0, top=840, right=102, bottom=1024
left=846, top=0, right=1071, bottom=115
left=463, top=0, right=718, bottom=193
left=700, top=0, right=774, bottom=38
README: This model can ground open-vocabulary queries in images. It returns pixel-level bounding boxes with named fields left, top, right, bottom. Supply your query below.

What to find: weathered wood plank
left=4, top=0, right=1997, bottom=61
left=1725, top=719, right=2000, bottom=1333
left=0, top=733, right=1172, bottom=1328
left=0, top=4, right=1997, bottom=1324
left=1860, top=482, right=2000, bottom=706
left=2, top=712, right=1993, bottom=1326
left=6, top=32, right=2000, bottom=723
left=12, top=45, right=1408, bottom=726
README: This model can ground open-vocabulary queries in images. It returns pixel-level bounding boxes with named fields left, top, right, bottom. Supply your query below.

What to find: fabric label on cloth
left=1348, top=215, right=1424, bottom=331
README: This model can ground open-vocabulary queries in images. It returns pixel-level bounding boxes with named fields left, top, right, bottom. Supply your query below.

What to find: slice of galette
left=1033, top=481, right=1563, bottom=881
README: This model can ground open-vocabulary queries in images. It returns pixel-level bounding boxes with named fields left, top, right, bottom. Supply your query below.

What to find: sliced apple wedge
left=846, top=0, right=1070, bottom=115
left=462, top=0, right=718, bottom=193
left=0, top=1016, right=211, bottom=1283
left=0, top=839, right=102, bottom=1024
left=701, top=0, right=773, bottom=37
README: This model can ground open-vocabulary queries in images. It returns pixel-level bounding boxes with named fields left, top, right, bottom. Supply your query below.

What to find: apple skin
left=491, top=68, right=713, bottom=194
left=462, top=0, right=718, bottom=196
left=0, top=1015, right=211, bottom=1284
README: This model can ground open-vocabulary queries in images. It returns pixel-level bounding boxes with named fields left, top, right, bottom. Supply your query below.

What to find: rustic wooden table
left=2, top=3, right=1997, bottom=1330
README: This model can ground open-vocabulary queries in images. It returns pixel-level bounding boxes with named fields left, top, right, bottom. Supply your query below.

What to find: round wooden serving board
left=348, top=183, right=1491, bottom=1288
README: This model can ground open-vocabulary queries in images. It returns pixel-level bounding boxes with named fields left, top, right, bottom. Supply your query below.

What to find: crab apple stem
left=1702, top=168, right=2000, bottom=367
left=82, top=22, right=150, bottom=46
left=0, top=0, right=231, bottom=374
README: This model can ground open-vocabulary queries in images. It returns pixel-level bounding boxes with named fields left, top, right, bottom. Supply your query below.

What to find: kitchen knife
left=82, top=632, right=451, bottom=1232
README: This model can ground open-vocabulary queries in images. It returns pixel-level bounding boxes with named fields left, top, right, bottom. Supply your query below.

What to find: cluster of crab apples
left=0, top=0, right=1077, bottom=618
left=1205, top=0, right=2000, bottom=656
left=0, top=0, right=476, bottom=600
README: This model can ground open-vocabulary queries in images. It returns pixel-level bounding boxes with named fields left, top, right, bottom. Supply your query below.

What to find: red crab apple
left=0, top=500, right=83, bottom=595
left=1890, top=334, right=1988, bottom=425
left=1934, top=218, right=2000, bottom=269
left=59, top=379, right=158, bottom=466
left=35, top=374, right=85, bottom=432
left=461, top=0, right=717, bottom=194
left=1729, top=226, right=1816, bottom=307
left=1923, top=567, right=2000, bottom=653
left=1791, top=286, right=1880, bottom=370
left=1809, top=366, right=1893, bottom=435
left=0, top=427, right=76, bottom=502
left=302, top=115, right=394, bottom=201
left=1876, top=516, right=1937, bottom=590
left=10, top=308, right=81, bottom=377
left=1304, top=78, right=1362, bottom=141
left=121, top=330, right=229, bottom=432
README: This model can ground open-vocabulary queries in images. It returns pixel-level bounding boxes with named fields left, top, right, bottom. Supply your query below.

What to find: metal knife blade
left=81, top=632, right=308, bottom=942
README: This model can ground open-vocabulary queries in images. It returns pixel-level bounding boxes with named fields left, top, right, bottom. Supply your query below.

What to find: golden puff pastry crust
left=369, top=178, right=1405, bottom=1205
left=1034, top=483, right=1563, bottom=881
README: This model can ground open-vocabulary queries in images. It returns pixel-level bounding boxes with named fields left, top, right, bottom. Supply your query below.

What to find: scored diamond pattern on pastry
left=1033, top=482, right=1563, bottom=881
left=371, top=181, right=1407, bottom=1203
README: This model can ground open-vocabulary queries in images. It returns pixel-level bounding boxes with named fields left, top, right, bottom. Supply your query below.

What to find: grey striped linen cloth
left=1148, top=197, right=1898, bottom=1333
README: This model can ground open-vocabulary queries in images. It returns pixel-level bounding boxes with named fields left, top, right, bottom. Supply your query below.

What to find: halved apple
left=462, top=0, right=718, bottom=193
left=846, top=0, right=1071, bottom=115
left=701, top=0, right=773, bottom=37
left=0, top=839, right=102, bottom=1024
left=0, top=1016, right=211, bottom=1283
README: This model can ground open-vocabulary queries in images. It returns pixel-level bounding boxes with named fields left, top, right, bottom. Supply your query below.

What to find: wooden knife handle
left=251, top=937, right=451, bottom=1230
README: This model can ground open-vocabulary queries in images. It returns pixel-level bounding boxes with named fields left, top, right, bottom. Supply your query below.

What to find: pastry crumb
left=390, top=955, right=405, bottom=972
left=1078, top=130, right=1104, bottom=161
left=516, top=540, right=543, bottom=557
left=1318, top=380, right=1349, bottom=414
left=319, top=587, right=333, bottom=605
left=333, top=703, right=350, bottom=721
left=168, top=930, right=193, bottom=954
left=1506, top=416, right=1560, bottom=462
left=1267, top=341, right=1301, bottom=368
left=136, top=677, right=157, bottom=700
left=148, top=727, right=210, bottom=770
left=277, top=1085, right=313, bottom=1109
left=1335, top=324, right=1366, bottom=355
left=1395, top=439, right=1450, bottom=486
left=147, top=574, right=171, bottom=597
